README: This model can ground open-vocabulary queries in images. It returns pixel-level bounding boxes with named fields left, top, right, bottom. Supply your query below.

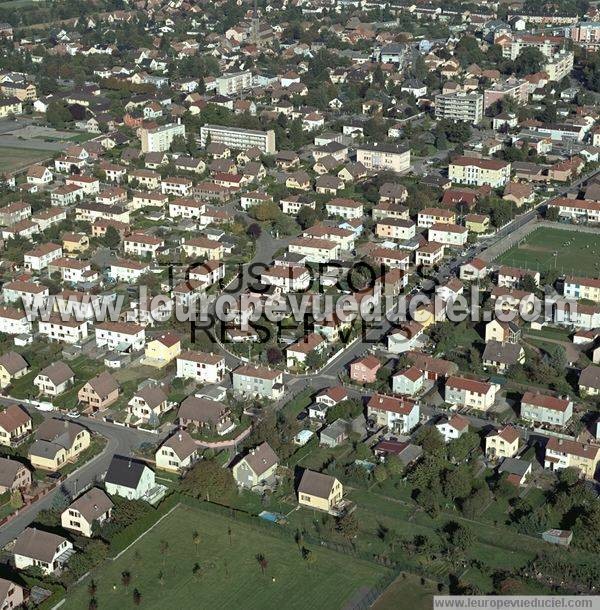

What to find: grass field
left=496, top=227, right=600, bottom=276
left=0, top=147, right=51, bottom=172
left=61, top=504, right=388, bottom=610
left=372, top=573, right=438, bottom=610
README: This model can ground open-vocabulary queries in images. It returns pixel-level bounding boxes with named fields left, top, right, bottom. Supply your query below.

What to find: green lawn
left=496, top=227, right=600, bottom=276
left=61, top=504, right=388, bottom=610
left=372, top=573, right=438, bottom=610
left=0, top=147, right=52, bottom=172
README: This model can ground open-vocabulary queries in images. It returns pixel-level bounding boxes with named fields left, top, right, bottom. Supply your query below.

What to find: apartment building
left=109, top=259, right=150, bottom=282
left=417, top=207, right=456, bottom=228
left=181, top=237, right=224, bottom=260
left=501, top=34, right=563, bottom=60
left=567, top=22, right=600, bottom=45
left=548, top=198, right=600, bottom=224
left=356, top=142, right=411, bottom=173
left=38, top=316, right=89, bottom=344
left=140, top=122, right=186, bottom=153
left=0, top=200, right=31, bottom=226
left=0, top=307, right=32, bottom=335
left=216, top=70, right=252, bottom=95
left=435, top=91, right=483, bottom=124
left=428, top=223, right=468, bottom=247
left=521, top=391, right=573, bottom=427
left=161, top=176, right=193, bottom=197
left=2, top=280, right=48, bottom=310
left=261, top=265, right=311, bottom=292
left=176, top=351, right=226, bottom=383
left=445, top=376, right=497, bottom=411
left=23, top=243, right=62, bottom=271
left=289, top=237, right=340, bottom=263
left=124, top=233, right=164, bottom=258
left=544, top=50, right=574, bottom=82
left=94, top=321, right=146, bottom=351
left=200, top=124, right=276, bottom=154
left=376, top=217, right=416, bottom=241
left=563, top=276, right=600, bottom=303
left=449, top=156, right=511, bottom=188
left=232, top=365, right=284, bottom=400
left=483, top=79, right=529, bottom=109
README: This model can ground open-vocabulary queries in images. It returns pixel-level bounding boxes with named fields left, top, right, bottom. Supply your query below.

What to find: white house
left=94, top=322, right=146, bottom=351
left=104, top=455, right=158, bottom=501
left=436, top=414, right=469, bottom=443
left=14, top=528, right=73, bottom=575
left=366, top=393, right=420, bottom=433
left=176, top=351, right=225, bottom=383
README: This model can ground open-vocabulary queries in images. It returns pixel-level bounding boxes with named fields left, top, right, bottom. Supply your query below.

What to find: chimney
left=178, top=433, right=182, bottom=442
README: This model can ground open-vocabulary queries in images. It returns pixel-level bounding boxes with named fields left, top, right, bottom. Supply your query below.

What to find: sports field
left=496, top=227, right=600, bottom=276
left=61, top=504, right=388, bottom=610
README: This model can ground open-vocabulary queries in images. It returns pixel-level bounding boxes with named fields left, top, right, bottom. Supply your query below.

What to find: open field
left=496, top=227, right=600, bottom=276
left=0, top=147, right=51, bottom=172
left=61, top=504, right=388, bottom=610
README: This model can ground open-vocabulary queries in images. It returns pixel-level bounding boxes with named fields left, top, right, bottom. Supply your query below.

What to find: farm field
left=0, top=147, right=51, bottom=172
left=496, top=227, right=600, bottom=276
left=61, top=503, right=388, bottom=610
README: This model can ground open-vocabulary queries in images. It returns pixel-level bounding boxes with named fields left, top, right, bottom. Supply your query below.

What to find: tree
left=546, top=206, right=559, bottom=222
left=514, top=47, right=545, bottom=77
left=47, top=101, right=72, bottom=128
left=297, top=206, right=319, bottom=230
left=521, top=274, right=538, bottom=293
left=373, top=463, right=388, bottom=483
left=192, top=530, right=200, bottom=556
left=247, top=223, right=262, bottom=239
left=443, top=466, right=472, bottom=502
left=104, top=225, right=121, bottom=249
left=133, top=588, right=142, bottom=606
left=89, top=599, right=98, bottom=610
left=336, top=512, right=359, bottom=543
left=251, top=201, right=280, bottom=222
left=121, top=571, right=131, bottom=588
left=181, top=459, right=235, bottom=501
left=255, top=553, right=268, bottom=575
left=266, top=347, right=283, bottom=365
left=455, top=36, right=484, bottom=67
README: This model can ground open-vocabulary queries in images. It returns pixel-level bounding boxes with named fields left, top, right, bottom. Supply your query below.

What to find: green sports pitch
left=496, top=227, right=600, bottom=276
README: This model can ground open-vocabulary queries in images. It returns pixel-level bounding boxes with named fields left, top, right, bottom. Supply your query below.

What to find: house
left=27, top=165, right=53, bottom=185
left=445, top=376, right=497, bottom=411
left=580, top=364, right=600, bottom=396
left=23, top=243, right=62, bottom=271
left=418, top=207, right=456, bottom=228
left=415, top=241, right=445, bottom=268
left=61, top=487, right=113, bottom=537
left=28, top=419, right=90, bottom=471
left=376, top=218, right=416, bottom=241
left=155, top=430, right=198, bottom=473
left=14, top=528, right=73, bottom=575
left=78, top=372, right=120, bottom=411
left=33, top=362, right=75, bottom=397
left=349, top=355, right=380, bottom=384
left=104, top=454, right=158, bottom=501
left=325, top=198, right=363, bottom=220
left=62, top=232, right=89, bottom=255
left=485, top=319, right=521, bottom=344
left=436, top=414, right=469, bottom=443
left=392, top=366, right=425, bottom=396
left=178, top=396, right=234, bottom=436
left=144, top=333, right=181, bottom=367
left=498, top=457, right=532, bottom=487
left=319, top=419, right=350, bottom=448
left=521, top=391, right=573, bottom=427
left=0, top=352, right=28, bottom=389
left=485, top=425, right=520, bottom=460
left=497, top=266, right=540, bottom=289
left=0, top=307, right=31, bottom=336
left=176, top=351, right=225, bottom=383
left=286, top=333, right=326, bottom=368
left=232, top=365, right=284, bottom=400
left=0, top=404, right=31, bottom=447
left=544, top=437, right=599, bottom=479
left=127, top=386, right=170, bottom=423
left=460, top=258, right=488, bottom=281
left=449, top=156, right=511, bottom=187
left=0, top=457, right=31, bottom=493
left=367, top=393, right=420, bottom=433
left=309, top=386, right=348, bottom=420
left=232, top=442, right=279, bottom=488
left=465, top=214, right=490, bottom=234
left=297, top=469, right=343, bottom=513
left=482, top=340, right=525, bottom=372
left=564, top=276, right=600, bottom=303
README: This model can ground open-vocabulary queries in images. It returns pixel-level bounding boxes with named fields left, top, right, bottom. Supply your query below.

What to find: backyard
left=61, top=503, right=388, bottom=610
left=496, top=227, right=600, bottom=276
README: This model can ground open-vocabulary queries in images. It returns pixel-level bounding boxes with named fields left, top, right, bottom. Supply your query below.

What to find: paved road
left=0, top=405, right=162, bottom=548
